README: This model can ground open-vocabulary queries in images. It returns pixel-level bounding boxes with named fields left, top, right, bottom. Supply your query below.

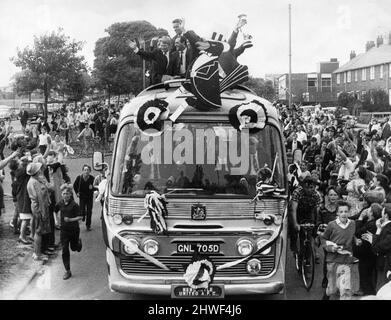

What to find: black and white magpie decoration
left=134, top=98, right=169, bottom=136
left=183, top=258, right=215, bottom=289
left=229, top=100, right=268, bottom=133
left=144, top=191, right=169, bottom=235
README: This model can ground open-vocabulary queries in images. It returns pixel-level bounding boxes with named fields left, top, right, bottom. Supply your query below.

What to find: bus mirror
left=93, top=152, right=104, bottom=171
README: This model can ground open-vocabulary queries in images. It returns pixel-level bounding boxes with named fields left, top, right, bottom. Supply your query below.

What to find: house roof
left=334, top=44, right=391, bottom=73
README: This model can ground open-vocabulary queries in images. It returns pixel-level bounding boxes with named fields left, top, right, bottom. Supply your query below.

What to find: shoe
left=18, top=238, right=32, bottom=245
left=322, top=277, right=328, bottom=288
left=32, top=254, right=49, bottom=262
left=63, top=271, right=72, bottom=280
left=77, top=238, right=82, bottom=252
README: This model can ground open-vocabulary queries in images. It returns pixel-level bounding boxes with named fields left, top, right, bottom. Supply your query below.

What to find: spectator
left=321, top=201, right=356, bottom=300
left=54, top=184, right=82, bottom=280
left=73, top=165, right=96, bottom=231
left=26, top=162, right=52, bottom=261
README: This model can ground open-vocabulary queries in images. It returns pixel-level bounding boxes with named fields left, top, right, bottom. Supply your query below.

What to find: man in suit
left=168, top=36, right=193, bottom=78
left=129, top=36, right=177, bottom=85
left=171, top=18, right=184, bottom=51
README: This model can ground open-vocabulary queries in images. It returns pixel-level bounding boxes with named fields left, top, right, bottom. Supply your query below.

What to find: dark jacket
left=354, top=218, right=377, bottom=259
left=136, top=49, right=175, bottom=85
left=372, top=222, right=391, bottom=272
left=73, top=174, right=96, bottom=199
left=167, top=49, right=193, bottom=77
left=15, top=167, right=31, bottom=213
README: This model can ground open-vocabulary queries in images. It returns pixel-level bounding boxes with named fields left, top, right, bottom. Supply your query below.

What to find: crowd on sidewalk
left=279, top=103, right=391, bottom=300
left=0, top=100, right=119, bottom=280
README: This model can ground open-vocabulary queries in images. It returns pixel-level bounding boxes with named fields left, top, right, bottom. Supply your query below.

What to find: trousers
left=60, top=228, right=80, bottom=271
left=79, top=197, right=93, bottom=228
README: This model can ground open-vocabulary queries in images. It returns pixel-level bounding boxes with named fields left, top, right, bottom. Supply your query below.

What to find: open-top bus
left=95, top=80, right=289, bottom=298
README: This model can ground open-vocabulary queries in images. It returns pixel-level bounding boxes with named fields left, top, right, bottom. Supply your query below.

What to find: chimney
left=376, top=35, right=384, bottom=47
left=366, top=40, right=375, bottom=51
left=350, top=51, right=356, bottom=60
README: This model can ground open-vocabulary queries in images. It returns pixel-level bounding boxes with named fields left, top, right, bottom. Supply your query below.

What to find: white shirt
left=179, top=48, right=187, bottom=75
left=336, top=217, right=352, bottom=229
left=338, top=158, right=355, bottom=180
left=39, top=133, right=50, bottom=146
left=296, top=131, right=307, bottom=143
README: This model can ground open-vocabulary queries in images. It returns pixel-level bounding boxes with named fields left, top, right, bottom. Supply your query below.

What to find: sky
left=0, top=0, right=390, bottom=87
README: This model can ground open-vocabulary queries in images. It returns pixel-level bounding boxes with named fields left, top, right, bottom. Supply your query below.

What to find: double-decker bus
left=95, top=80, right=289, bottom=298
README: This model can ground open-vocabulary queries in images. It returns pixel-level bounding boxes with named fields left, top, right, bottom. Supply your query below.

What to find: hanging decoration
left=183, top=257, right=215, bottom=289
left=229, top=100, right=268, bottom=133
left=134, top=98, right=169, bottom=136
left=143, top=191, right=169, bottom=235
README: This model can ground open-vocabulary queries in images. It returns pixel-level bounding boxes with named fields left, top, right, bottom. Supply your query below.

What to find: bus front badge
left=191, top=204, right=206, bottom=220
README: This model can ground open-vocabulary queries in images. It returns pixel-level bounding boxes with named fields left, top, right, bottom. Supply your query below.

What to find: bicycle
left=67, top=136, right=101, bottom=159
left=293, top=223, right=316, bottom=291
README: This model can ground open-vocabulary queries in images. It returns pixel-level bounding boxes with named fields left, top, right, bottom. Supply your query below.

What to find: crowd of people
left=0, top=100, right=119, bottom=280
left=280, top=103, right=391, bottom=299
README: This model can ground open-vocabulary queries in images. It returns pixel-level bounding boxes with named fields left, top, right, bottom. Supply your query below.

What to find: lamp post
left=288, top=4, right=292, bottom=108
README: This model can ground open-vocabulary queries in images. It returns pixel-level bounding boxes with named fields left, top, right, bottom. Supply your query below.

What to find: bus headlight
left=142, top=239, right=159, bottom=256
left=236, top=239, right=254, bottom=256
left=112, top=214, right=123, bottom=225
left=123, top=237, right=139, bottom=255
left=257, top=239, right=271, bottom=255
left=246, top=258, right=262, bottom=275
left=122, top=215, right=134, bottom=225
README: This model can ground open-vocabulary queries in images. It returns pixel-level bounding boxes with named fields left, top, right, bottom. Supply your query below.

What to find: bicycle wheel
left=300, top=242, right=315, bottom=291
left=68, top=141, right=83, bottom=159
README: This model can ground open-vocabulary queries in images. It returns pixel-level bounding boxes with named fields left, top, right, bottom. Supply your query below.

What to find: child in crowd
left=321, top=200, right=356, bottom=300
left=54, top=184, right=83, bottom=280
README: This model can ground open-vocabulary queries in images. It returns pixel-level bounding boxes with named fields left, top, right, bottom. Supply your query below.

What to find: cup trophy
left=237, top=14, right=252, bottom=41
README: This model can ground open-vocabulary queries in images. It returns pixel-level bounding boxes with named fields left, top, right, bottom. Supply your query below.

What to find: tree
left=92, top=21, right=168, bottom=103
left=337, top=91, right=357, bottom=114
left=12, top=28, right=87, bottom=118
left=243, top=77, right=275, bottom=101
left=58, top=71, right=91, bottom=107
left=12, top=70, right=41, bottom=100
left=362, top=89, right=390, bottom=112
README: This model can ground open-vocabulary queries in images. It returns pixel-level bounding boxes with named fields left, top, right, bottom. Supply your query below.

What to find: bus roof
left=120, top=82, right=279, bottom=124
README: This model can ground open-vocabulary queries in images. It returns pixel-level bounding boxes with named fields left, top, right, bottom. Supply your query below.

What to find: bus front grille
left=119, top=255, right=275, bottom=277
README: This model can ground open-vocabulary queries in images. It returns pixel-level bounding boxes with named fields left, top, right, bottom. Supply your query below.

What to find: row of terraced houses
left=273, top=34, right=391, bottom=107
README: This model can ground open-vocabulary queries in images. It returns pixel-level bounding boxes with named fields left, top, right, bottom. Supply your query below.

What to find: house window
left=307, top=74, right=317, bottom=88
left=380, top=65, right=384, bottom=79
left=355, top=70, right=358, bottom=82
left=337, top=74, right=340, bottom=84
left=308, top=78, right=317, bottom=87
left=347, top=71, right=351, bottom=83
left=370, top=66, right=375, bottom=80
left=321, top=78, right=331, bottom=87
left=343, top=73, right=346, bottom=83
left=362, top=68, right=366, bottom=81
left=361, top=91, right=366, bottom=99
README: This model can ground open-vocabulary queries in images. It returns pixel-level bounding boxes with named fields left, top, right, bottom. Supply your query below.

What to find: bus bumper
left=107, top=249, right=284, bottom=296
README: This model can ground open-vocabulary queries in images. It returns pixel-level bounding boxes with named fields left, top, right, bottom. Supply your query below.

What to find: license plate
left=176, top=243, right=220, bottom=254
left=171, top=285, right=224, bottom=299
